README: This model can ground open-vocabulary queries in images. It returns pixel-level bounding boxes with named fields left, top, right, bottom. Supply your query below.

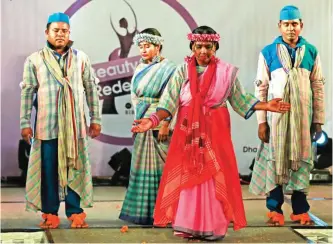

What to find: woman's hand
left=158, top=122, right=170, bottom=142
left=266, top=98, right=290, bottom=113
left=131, top=118, right=153, bottom=133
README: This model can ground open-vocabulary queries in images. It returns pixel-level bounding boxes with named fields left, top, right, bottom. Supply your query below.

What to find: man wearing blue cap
left=20, top=12, right=101, bottom=228
left=250, top=5, right=325, bottom=226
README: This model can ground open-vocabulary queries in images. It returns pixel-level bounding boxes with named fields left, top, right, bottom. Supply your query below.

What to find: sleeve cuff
left=312, top=119, right=325, bottom=125
left=20, top=121, right=32, bottom=129
left=244, top=100, right=260, bottom=120
left=257, top=118, right=267, bottom=124
left=90, top=117, right=101, bottom=125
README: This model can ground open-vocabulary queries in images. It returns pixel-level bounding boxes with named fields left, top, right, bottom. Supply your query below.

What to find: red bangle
left=149, top=113, right=160, bottom=128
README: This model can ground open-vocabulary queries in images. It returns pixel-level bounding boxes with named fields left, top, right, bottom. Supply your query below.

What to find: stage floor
left=1, top=184, right=332, bottom=243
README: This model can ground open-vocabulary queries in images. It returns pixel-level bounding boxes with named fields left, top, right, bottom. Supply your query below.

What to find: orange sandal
left=39, top=213, right=60, bottom=229
left=68, top=212, right=89, bottom=228
left=290, top=213, right=314, bottom=225
left=267, top=211, right=285, bottom=226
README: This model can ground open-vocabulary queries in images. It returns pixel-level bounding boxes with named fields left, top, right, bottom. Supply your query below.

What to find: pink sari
left=153, top=59, right=246, bottom=241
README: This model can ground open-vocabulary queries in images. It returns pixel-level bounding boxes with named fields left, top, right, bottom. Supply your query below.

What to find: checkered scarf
left=274, top=44, right=304, bottom=184
left=41, top=47, right=79, bottom=193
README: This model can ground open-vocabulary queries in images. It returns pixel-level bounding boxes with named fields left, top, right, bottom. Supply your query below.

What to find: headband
left=133, top=33, right=164, bottom=46
left=187, top=33, right=220, bottom=42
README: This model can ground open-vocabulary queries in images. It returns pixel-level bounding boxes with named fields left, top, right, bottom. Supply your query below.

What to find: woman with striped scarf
left=119, top=28, right=177, bottom=225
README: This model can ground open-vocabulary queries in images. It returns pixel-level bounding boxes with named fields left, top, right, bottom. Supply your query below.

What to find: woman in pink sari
left=132, top=26, right=290, bottom=241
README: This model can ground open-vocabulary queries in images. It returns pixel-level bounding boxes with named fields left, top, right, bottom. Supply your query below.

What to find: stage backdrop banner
left=1, top=0, right=332, bottom=177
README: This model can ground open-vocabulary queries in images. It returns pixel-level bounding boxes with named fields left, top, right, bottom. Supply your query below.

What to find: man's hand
left=311, top=123, right=322, bottom=141
left=21, top=127, right=33, bottom=145
left=89, top=123, right=101, bottom=138
left=258, top=122, right=270, bottom=143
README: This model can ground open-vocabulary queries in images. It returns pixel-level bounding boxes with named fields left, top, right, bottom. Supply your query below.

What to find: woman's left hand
left=158, top=124, right=169, bottom=142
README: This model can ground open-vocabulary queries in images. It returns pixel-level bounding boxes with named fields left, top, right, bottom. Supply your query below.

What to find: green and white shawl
left=274, top=44, right=305, bottom=184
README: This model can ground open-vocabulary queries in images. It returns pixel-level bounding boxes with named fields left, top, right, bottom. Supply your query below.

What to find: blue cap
left=47, top=12, right=70, bottom=25
left=279, top=5, right=301, bottom=20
